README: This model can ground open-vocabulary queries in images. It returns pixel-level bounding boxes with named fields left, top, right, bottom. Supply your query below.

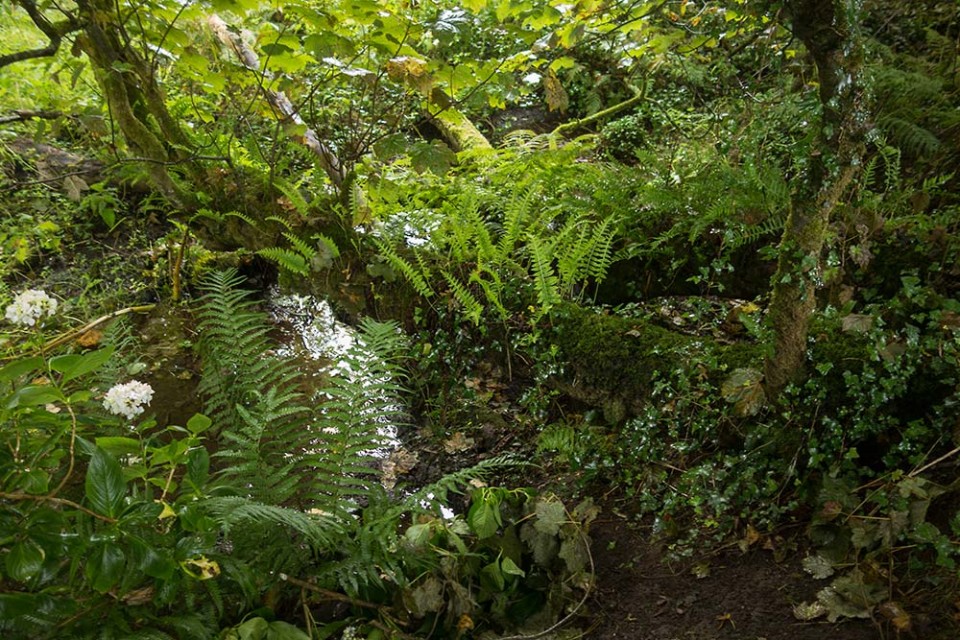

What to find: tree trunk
left=764, top=0, right=870, bottom=397
left=74, top=0, right=198, bottom=205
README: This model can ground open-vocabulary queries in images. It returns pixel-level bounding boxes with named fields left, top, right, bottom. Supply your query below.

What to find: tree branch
left=0, top=1, right=81, bottom=69
left=0, top=110, right=66, bottom=124
left=206, top=14, right=346, bottom=187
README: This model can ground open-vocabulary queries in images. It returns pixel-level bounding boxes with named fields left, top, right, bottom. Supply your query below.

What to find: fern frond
left=256, top=247, right=309, bottom=275
left=527, top=235, right=562, bottom=311
left=375, top=240, right=434, bottom=297
left=442, top=270, right=483, bottom=325
left=271, top=176, right=312, bottom=216
left=224, top=211, right=259, bottom=228
left=281, top=232, right=317, bottom=260
left=202, top=496, right=342, bottom=548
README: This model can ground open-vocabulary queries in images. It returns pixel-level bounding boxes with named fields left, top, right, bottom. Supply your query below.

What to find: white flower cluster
left=103, top=380, right=155, bottom=420
left=4, top=289, right=58, bottom=327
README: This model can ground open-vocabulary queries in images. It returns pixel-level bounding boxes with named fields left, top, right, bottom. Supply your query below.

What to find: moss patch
left=547, top=303, right=764, bottom=420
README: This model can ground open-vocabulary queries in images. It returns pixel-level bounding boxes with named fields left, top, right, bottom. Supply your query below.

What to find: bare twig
left=0, top=1, right=81, bottom=69
left=909, top=445, right=960, bottom=478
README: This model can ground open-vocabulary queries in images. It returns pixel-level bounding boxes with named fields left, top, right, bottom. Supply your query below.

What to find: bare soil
left=585, top=512, right=884, bottom=640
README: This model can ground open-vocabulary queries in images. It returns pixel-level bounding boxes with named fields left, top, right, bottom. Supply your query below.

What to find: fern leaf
left=442, top=270, right=483, bottom=325
left=375, top=240, right=434, bottom=297
left=527, top=235, right=562, bottom=311
left=257, top=247, right=309, bottom=275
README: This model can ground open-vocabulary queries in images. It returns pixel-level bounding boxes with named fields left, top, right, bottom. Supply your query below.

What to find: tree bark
left=206, top=14, right=346, bottom=188
left=764, top=0, right=870, bottom=396
left=74, top=0, right=198, bottom=205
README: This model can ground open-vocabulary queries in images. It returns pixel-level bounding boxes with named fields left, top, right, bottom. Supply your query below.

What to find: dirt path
left=585, top=514, right=883, bottom=640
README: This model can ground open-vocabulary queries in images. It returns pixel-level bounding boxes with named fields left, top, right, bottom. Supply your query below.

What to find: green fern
left=527, top=235, right=562, bottom=312
left=256, top=246, right=309, bottom=274
left=374, top=239, right=434, bottom=297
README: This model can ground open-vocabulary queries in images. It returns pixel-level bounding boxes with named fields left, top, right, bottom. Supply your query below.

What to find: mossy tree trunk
left=73, top=0, right=199, bottom=205
left=764, top=0, right=870, bottom=397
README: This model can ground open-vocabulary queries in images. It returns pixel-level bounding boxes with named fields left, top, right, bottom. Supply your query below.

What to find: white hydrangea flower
left=103, top=380, right=155, bottom=420
left=4, top=289, right=58, bottom=327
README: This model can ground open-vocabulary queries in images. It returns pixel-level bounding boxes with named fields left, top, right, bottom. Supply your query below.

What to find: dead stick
left=909, top=445, right=960, bottom=478
left=42, top=304, right=156, bottom=352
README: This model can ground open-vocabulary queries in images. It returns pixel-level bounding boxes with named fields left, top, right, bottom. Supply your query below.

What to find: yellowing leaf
left=75, top=329, right=104, bottom=348
left=443, top=431, right=475, bottom=453
left=720, top=368, right=766, bottom=416
left=156, top=500, right=177, bottom=520
left=182, top=556, right=220, bottom=580
left=544, top=69, right=569, bottom=113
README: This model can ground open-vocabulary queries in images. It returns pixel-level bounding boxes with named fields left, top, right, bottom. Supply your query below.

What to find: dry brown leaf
left=878, top=601, right=911, bottom=631
left=443, top=431, right=475, bottom=454
left=76, top=329, right=104, bottom=348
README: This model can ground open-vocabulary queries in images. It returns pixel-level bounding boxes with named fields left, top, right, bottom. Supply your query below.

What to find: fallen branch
left=0, top=110, right=66, bottom=125
left=551, top=79, right=648, bottom=138
left=42, top=304, right=156, bottom=353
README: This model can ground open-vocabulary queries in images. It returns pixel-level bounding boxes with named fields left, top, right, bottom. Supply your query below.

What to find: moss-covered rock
left=547, top=302, right=765, bottom=421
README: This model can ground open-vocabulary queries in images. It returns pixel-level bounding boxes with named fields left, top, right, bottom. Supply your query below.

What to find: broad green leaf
left=85, top=448, right=126, bottom=518
left=501, top=556, right=525, bottom=577
left=404, top=522, right=431, bottom=546
left=5, top=540, right=44, bottom=582
left=0, top=357, right=44, bottom=383
left=266, top=621, right=312, bottom=640
left=186, top=413, right=212, bottom=435
left=186, top=447, right=210, bottom=490
left=0, top=592, right=39, bottom=620
left=61, top=346, right=115, bottom=383
left=85, top=544, right=125, bottom=592
left=234, top=617, right=269, bottom=640
left=20, top=469, right=49, bottom=494
left=480, top=559, right=505, bottom=591
left=7, top=384, right=63, bottom=408
left=468, top=501, right=500, bottom=539
left=131, top=538, right=175, bottom=580
left=95, top=436, right=141, bottom=457
left=48, top=354, right=81, bottom=374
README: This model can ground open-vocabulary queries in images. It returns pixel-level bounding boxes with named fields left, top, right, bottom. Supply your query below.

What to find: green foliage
left=373, top=168, right=619, bottom=325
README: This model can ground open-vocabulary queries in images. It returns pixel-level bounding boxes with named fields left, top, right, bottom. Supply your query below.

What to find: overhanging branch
left=0, top=1, right=81, bottom=69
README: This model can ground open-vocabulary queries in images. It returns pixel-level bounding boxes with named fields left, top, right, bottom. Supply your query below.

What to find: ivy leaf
left=802, top=554, right=835, bottom=579
left=85, top=448, right=126, bottom=518
left=5, top=541, right=44, bottom=582
left=403, top=575, right=444, bottom=615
